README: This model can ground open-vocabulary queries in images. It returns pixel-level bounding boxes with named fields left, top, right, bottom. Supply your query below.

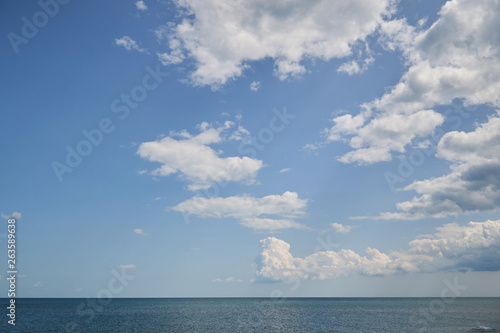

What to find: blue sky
left=1, top=0, right=500, bottom=297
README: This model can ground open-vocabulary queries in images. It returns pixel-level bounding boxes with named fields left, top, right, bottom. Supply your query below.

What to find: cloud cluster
left=377, top=112, right=500, bottom=219
left=255, top=219, right=500, bottom=281
left=158, top=0, right=395, bottom=87
left=172, top=191, right=308, bottom=231
left=137, top=121, right=263, bottom=190
left=328, top=0, right=500, bottom=164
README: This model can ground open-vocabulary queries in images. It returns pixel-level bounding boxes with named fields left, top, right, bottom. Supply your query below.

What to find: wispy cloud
left=331, top=223, right=353, bottom=234
left=115, top=36, right=147, bottom=53
left=250, top=81, right=261, bottom=92
left=133, top=229, right=148, bottom=236
left=213, top=277, right=243, bottom=283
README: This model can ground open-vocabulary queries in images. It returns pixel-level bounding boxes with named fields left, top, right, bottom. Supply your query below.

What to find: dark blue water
left=1, top=298, right=499, bottom=332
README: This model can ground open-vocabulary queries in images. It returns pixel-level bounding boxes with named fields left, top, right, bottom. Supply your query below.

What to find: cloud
left=213, top=276, right=243, bottom=283
left=158, top=0, right=395, bottom=88
left=373, top=112, right=500, bottom=219
left=137, top=121, right=263, bottom=190
left=255, top=219, right=500, bottom=281
left=329, top=1, right=500, bottom=164
left=135, top=0, right=148, bottom=11
left=115, top=36, right=147, bottom=53
left=279, top=168, right=291, bottom=173
left=117, top=264, right=136, bottom=269
left=249, top=81, right=261, bottom=92
left=331, top=223, right=353, bottom=234
left=337, top=57, right=374, bottom=76
left=33, top=281, right=43, bottom=287
left=172, top=191, right=308, bottom=231
left=133, top=229, right=148, bottom=236
left=1, top=212, right=21, bottom=220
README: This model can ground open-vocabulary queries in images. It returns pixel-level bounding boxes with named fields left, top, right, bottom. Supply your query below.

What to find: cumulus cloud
left=255, top=219, right=500, bottom=281
left=137, top=121, right=263, bottom=190
left=172, top=191, right=308, bottom=231
left=213, top=276, right=243, bottom=283
left=158, top=0, right=395, bottom=87
left=329, top=0, right=500, bottom=164
left=115, top=36, right=147, bottom=53
left=373, top=112, right=500, bottom=219
left=135, top=0, right=147, bottom=11
left=331, top=223, right=353, bottom=234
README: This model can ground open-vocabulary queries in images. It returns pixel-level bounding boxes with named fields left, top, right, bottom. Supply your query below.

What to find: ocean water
left=1, top=298, right=499, bottom=332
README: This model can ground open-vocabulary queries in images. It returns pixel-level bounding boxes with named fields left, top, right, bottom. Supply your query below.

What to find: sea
left=1, top=298, right=499, bottom=332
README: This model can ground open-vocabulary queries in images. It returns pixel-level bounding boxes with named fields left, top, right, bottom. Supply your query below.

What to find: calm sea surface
left=1, top=298, right=499, bottom=332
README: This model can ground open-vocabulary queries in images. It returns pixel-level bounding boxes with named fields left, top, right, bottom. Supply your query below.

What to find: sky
left=1, top=0, right=500, bottom=298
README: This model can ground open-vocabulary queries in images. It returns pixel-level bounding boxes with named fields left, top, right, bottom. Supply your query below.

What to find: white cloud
left=337, top=57, right=374, bottom=76
left=159, top=0, right=395, bottom=87
left=1, top=212, right=21, bottom=220
left=115, top=36, right=147, bottom=53
left=329, top=0, right=500, bottom=164
left=117, top=264, right=136, bottom=269
left=250, top=81, right=261, bottom=92
left=133, top=229, right=148, bottom=236
left=213, top=276, right=243, bottom=283
left=331, top=223, right=353, bottom=234
left=135, top=0, right=148, bottom=11
left=255, top=219, right=500, bottom=281
left=373, top=112, right=500, bottom=219
left=279, top=168, right=291, bottom=173
left=172, top=191, right=308, bottom=231
left=137, top=121, right=263, bottom=190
